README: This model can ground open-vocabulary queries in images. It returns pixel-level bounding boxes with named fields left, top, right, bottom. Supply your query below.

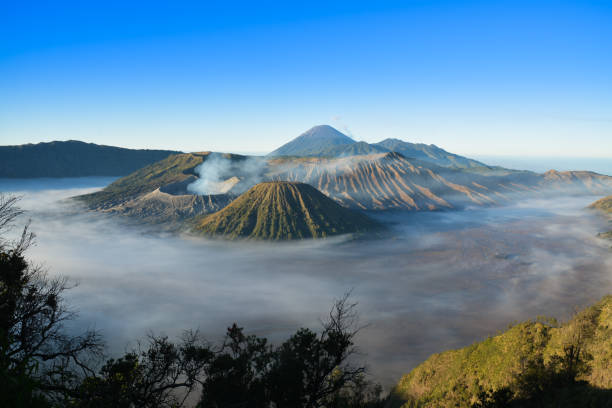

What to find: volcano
left=268, top=125, right=355, bottom=157
left=193, top=181, right=379, bottom=240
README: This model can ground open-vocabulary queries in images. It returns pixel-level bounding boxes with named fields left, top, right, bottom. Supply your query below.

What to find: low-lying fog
left=2, top=177, right=611, bottom=387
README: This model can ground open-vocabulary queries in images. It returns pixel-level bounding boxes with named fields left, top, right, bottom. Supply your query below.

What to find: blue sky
left=1, top=1, right=611, bottom=157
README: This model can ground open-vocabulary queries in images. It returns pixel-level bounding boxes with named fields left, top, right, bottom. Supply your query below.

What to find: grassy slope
left=194, top=181, right=379, bottom=240
left=591, top=195, right=612, bottom=214
left=590, top=195, right=612, bottom=240
left=75, top=153, right=206, bottom=209
left=391, top=296, right=612, bottom=407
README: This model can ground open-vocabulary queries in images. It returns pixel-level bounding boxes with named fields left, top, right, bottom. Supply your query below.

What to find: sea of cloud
left=1, top=177, right=611, bottom=387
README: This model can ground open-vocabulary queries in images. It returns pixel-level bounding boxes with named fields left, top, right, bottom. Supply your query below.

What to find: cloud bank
left=3, top=178, right=611, bottom=387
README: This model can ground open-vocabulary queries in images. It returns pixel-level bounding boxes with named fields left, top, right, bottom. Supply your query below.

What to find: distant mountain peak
left=268, top=125, right=355, bottom=157
left=267, top=126, right=488, bottom=167
left=304, top=124, right=347, bottom=134
left=294, top=125, right=354, bottom=142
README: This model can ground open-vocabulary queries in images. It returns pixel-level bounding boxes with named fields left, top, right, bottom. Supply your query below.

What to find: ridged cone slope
left=194, top=181, right=378, bottom=240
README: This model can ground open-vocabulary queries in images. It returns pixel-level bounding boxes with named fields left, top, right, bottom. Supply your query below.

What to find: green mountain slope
left=0, top=140, right=178, bottom=178
left=75, top=153, right=207, bottom=209
left=590, top=195, right=612, bottom=214
left=391, top=295, right=612, bottom=407
left=590, top=195, right=612, bottom=239
left=193, top=181, right=379, bottom=240
left=375, top=138, right=486, bottom=168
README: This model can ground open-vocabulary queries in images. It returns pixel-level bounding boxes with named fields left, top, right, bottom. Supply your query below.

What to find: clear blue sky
left=1, top=1, right=611, bottom=157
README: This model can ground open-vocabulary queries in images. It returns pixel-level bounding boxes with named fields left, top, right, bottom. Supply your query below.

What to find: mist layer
left=3, top=178, right=611, bottom=386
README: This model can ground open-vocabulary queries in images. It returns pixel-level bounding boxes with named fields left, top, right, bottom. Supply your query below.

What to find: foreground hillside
left=391, top=295, right=612, bottom=407
left=194, top=181, right=379, bottom=240
left=0, top=140, right=178, bottom=178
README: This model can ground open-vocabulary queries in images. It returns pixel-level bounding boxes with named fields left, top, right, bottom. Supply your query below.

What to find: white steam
left=186, top=154, right=267, bottom=195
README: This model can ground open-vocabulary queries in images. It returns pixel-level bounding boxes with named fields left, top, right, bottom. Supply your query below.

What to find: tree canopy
left=0, top=193, right=385, bottom=407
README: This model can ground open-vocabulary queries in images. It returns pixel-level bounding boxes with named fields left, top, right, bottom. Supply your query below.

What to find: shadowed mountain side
left=542, top=170, right=612, bottom=193
left=75, top=152, right=207, bottom=209
left=193, top=182, right=380, bottom=240
left=74, top=151, right=255, bottom=210
left=0, top=140, right=179, bottom=178
left=390, top=295, right=612, bottom=408
left=375, top=138, right=487, bottom=168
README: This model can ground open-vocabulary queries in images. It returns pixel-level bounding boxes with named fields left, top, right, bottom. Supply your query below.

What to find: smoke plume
left=187, top=153, right=267, bottom=195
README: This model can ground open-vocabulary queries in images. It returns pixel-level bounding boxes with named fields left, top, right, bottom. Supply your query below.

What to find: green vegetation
left=5, top=190, right=612, bottom=406
left=70, top=295, right=387, bottom=408
left=0, top=140, right=178, bottom=178
left=590, top=195, right=612, bottom=214
left=0, top=194, right=387, bottom=407
left=590, top=195, right=612, bottom=240
left=0, top=195, right=103, bottom=407
left=391, top=297, right=612, bottom=407
left=194, top=181, right=380, bottom=240
left=75, top=153, right=206, bottom=209
left=598, top=231, right=612, bottom=240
